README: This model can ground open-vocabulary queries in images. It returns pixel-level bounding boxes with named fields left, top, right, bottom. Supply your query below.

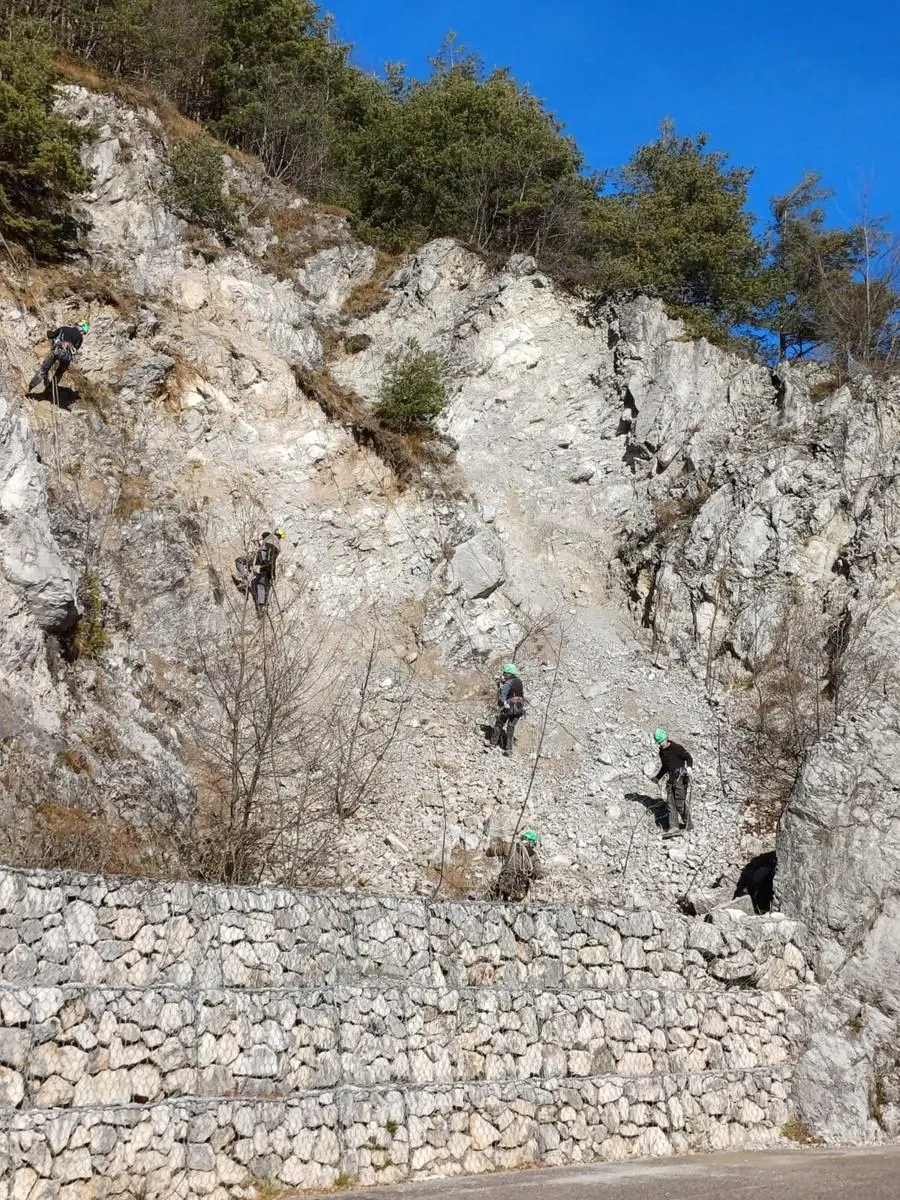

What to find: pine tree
left=0, top=23, right=90, bottom=258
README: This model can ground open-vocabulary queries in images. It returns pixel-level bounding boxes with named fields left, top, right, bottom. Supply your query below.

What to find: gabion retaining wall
left=0, top=868, right=814, bottom=1198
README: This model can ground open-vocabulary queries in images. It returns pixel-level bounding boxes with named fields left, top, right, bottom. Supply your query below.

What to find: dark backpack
left=255, top=540, right=277, bottom=570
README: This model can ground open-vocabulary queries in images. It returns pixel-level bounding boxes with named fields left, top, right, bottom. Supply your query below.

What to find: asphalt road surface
left=308, top=1148, right=900, bottom=1200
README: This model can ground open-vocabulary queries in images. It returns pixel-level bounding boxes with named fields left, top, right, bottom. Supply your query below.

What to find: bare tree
left=187, top=584, right=409, bottom=886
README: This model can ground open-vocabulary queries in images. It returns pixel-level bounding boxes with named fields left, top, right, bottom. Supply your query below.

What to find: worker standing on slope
left=490, top=663, right=526, bottom=757
left=652, top=728, right=694, bottom=838
left=28, top=321, right=89, bottom=392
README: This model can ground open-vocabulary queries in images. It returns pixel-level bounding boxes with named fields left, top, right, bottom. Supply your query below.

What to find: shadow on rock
left=35, top=384, right=78, bottom=410
left=734, top=850, right=776, bottom=914
left=624, top=790, right=668, bottom=829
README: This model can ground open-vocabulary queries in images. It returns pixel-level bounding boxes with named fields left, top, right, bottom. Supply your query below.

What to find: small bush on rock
left=74, top=570, right=109, bottom=659
left=166, top=133, right=238, bottom=238
left=375, top=340, right=446, bottom=435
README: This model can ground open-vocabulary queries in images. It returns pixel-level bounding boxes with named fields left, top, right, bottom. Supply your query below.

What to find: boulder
left=448, top=530, right=506, bottom=600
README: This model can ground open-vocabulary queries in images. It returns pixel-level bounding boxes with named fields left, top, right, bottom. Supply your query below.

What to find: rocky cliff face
left=0, top=83, right=897, bottom=1144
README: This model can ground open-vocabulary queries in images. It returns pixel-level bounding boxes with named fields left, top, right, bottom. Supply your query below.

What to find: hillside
left=0, top=83, right=897, bottom=1150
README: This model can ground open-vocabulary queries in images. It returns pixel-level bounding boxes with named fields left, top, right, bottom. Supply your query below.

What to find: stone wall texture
left=0, top=868, right=815, bottom=1198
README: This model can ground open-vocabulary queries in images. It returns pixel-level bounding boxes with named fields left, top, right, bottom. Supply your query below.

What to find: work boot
left=662, top=828, right=682, bottom=840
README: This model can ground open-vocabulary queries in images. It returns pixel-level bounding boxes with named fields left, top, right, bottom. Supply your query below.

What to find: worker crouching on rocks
left=493, top=829, right=542, bottom=901
left=652, top=728, right=694, bottom=838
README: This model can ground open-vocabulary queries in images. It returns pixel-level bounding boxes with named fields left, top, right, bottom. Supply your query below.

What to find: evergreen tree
left=345, top=39, right=593, bottom=260
left=590, top=120, right=763, bottom=339
left=0, top=23, right=89, bottom=257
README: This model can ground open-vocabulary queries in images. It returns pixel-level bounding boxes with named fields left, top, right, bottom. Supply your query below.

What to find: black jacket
left=655, top=740, right=693, bottom=781
left=498, top=675, right=524, bottom=708
left=48, top=326, right=84, bottom=351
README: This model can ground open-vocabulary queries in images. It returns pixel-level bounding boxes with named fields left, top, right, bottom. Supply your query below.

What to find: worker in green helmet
left=28, top=320, right=90, bottom=392
left=489, top=663, right=525, bottom=757
left=494, top=828, right=543, bottom=901
left=652, top=728, right=694, bottom=837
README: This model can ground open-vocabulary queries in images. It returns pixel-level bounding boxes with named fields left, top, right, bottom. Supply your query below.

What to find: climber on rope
left=652, top=728, right=694, bottom=838
left=233, top=527, right=285, bottom=616
left=494, top=829, right=542, bottom=901
left=28, top=321, right=90, bottom=393
left=489, top=664, right=526, bottom=757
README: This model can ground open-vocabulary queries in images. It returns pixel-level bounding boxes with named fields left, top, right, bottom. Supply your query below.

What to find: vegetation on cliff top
left=0, top=1, right=896, bottom=363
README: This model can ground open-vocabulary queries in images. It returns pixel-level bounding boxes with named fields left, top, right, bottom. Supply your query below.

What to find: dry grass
left=53, top=53, right=203, bottom=143
left=341, top=249, right=401, bottom=319
left=37, top=264, right=141, bottom=320
left=59, top=748, right=92, bottom=775
left=22, top=803, right=150, bottom=876
left=294, top=366, right=422, bottom=488
left=781, top=1116, right=823, bottom=1145
left=114, top=474, right=152, bottom=520
left=652, top=485, right=712, bottom=537
left=252, top=200, right=348, bottom=279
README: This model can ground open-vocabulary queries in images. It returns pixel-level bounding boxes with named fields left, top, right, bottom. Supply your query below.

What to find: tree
left=166, top=132, right=238, bottom=237
left=375, top=339, right=446, bottom=435
left=759, top=176, right=900, bottom=367
left=590, top=120, right=763, bottom=340
left=190, top=586, right=406, bottom=885
left=0, top=22, right=90, bottom=257
left=344, top=39, right=593, bottom=262
left=760, top=173, right=863, bottom=359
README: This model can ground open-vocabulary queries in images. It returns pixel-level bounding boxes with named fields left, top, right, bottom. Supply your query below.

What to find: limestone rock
left=447, top=531, right=506, bottom=600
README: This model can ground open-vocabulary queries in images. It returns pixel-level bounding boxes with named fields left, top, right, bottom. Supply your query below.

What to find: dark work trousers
left=666, top=772, right=692, bottom=831
left=491, top=709, right=521, bottom=755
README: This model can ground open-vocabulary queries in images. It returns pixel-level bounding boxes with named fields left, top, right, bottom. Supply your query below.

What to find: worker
left=490, top=664, right=525, bottom=757
left=28, top=321, right=89, bottom=392
left=495, top=829, right=542, bottom=901
left=652, top=728, right=694, bottom=838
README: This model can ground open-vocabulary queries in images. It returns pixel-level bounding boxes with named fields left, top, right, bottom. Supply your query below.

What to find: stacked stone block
left=0, top=868, right=814, bottom=1197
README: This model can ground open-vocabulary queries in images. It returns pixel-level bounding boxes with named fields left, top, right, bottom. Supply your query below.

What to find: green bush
left=0, top=23, right=90, bottom=258
left=375, top=340, right=446, bottom=435
left=166, top=133, right=238, bottom=237
left=75, top=570, right=109, bottom=659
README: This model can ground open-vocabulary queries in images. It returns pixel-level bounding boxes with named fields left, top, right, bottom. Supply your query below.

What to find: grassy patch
left=295, top=366, right=421, bottom=487
left=25, top=803, right=147, bottom=875
left=74, top=570, right=109, bottom=659
left=341, top=249, right=401, bottom=319
left=53, top=53, right=203, bottom=142
left=781, top=1116, right=823, bottom=1145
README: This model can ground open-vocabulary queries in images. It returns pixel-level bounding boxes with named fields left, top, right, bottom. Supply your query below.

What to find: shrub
left=166, top=133, right=238, bottom=237
left=374, top=340, right=446, bottom=435
left=74, top=569, right=109, bottom=659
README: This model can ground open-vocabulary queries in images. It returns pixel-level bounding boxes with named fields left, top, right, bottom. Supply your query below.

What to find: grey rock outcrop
left=0, top=395, right=77, bottom=632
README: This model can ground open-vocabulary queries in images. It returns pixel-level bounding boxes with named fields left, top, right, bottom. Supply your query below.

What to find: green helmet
left=654, top=728, right=667, bottom=744
left=501, top=663, right=519, bottom=677
left=78, top=321, right=90, bottom=333
left=521, top=829, right=539, bottom=845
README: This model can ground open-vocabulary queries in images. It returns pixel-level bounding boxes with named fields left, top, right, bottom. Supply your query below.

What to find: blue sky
left=327, top=0, right=899, bottom=235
